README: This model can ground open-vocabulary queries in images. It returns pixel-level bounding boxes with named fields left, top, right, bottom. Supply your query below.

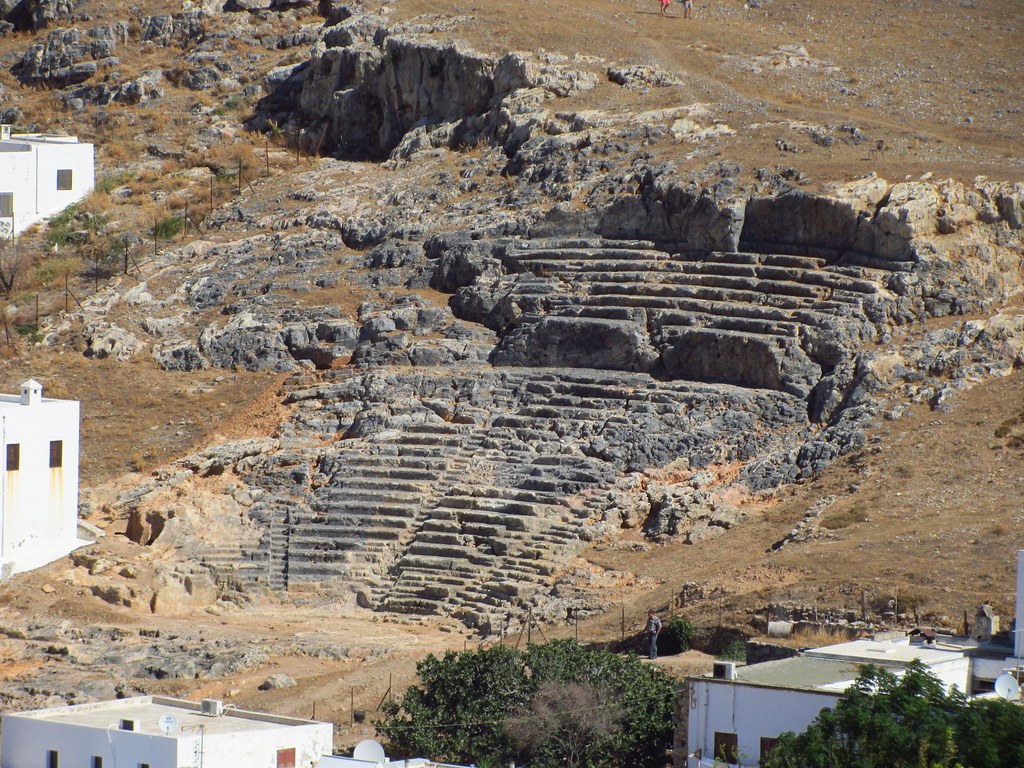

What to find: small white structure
left=687, top=639, right=971, bottom=767
left=1, top=696, right=333, bottom=768
left=0, top=126, right=95, bottom=237
left=318, top=740, right=476, bottom=768
left=0, top=379, right=87, bottom=577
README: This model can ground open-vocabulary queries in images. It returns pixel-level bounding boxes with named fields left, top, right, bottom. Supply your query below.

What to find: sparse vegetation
left=820, top=505, right=869, bottom=530
left=151, top=215, right=185, bottom=241
left=716, top=639, right=747, bottom=662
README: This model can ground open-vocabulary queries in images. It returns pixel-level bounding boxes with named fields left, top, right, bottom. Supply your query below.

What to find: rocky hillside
left=0, top=0, right=1020, bottom=717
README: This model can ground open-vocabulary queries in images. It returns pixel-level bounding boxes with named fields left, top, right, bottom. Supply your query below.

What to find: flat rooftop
left=734, top=656, right=863, bottom=692
left=802, top=639, right=963, bottom=665
left=5, top=696, right=323, bottom=737
left=0, top=395, right=69, bottom=408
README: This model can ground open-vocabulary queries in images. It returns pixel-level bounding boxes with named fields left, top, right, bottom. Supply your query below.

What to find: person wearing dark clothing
left=645, top=611, right=662, bottom=659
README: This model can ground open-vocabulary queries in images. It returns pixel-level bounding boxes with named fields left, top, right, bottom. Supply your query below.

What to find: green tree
left=762, top=661, right=1024, bottom=768
left=376, top=639, right=676, bottom=768
left=376, top=645, right=530, bottom=766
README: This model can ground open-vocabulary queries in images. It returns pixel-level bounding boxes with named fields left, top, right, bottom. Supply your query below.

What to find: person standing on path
left=645, top=610, right=662, bottom=659
left=660, top=0, right=671, bottom=16
left=683, top=0, right=693, bottom=18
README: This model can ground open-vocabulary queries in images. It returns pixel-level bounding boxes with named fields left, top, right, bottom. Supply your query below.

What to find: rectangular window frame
left=713, top=731, right=739, bottom=765
left=56, top=169, right=73, bottom=191
left=0, top=192, right=12, bottom=218
left=91, top=757, right=103, bottom=768
left=6, top=443, right=19, bottom=472
left=276, top=748, right=296, bottom=768
left=49, top=440, right=62, bottom=469
left=760, top=736, right=780, bottom=759
left=47, top=751, right=58, bottom=768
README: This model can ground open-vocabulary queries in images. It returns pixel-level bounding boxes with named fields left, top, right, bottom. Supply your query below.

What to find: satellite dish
left=352, top=739, right=387, bottom=763
left=994, top=673, right=1021, bottom=700
left=158, top=713, right=179, bottom=735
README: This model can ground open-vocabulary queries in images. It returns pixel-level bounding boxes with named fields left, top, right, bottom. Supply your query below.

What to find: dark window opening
left=6, top=443, right=19, bottom=471
left=713, top=732, right=739, bottom=765
left=0, top=193, right=12, bottom=218
left=49, top=440, right=62, bottom=468
left=276, top=748, right=296, bottom=768
left=92, top=758, right=103, bottom=768
left=761, top=736, right=780, bottom=758
left=57, top=169, right=73, bottom=191
left=47, top=751, right=58, bottom=768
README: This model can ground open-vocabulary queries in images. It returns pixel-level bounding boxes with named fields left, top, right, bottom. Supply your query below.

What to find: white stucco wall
left=687, top=680, right=840, bottom=768
left=198, top=721, right=333, bottom=768
left=0, top=393, right=81, bottom=575
left=0, top=714, right=332, bottom=768
left=1016, top=550, right=1024, bottom=660
left=0, top=136, right=94, bottom=236
left=1, top=717, right=179, bottom=768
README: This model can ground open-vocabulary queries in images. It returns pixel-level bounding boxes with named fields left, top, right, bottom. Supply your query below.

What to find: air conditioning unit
left=201, top=699, right=224, bottom=717
left=713, top=661, right=737, bottom=680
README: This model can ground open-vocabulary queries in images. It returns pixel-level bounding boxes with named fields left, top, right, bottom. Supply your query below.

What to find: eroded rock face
left=282, top=26, right=596, bottom=159
left=14, top=23, right=126, bottom=86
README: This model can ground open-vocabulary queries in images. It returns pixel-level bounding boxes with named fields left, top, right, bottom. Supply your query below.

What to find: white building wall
left=924, top=657, right=970, bottom=693
left=0, top=715, right=332, bottom=768
left=32, top=139, right=95, bottom=226
left=0, top=147, right=36, bottom=237
left=200, top=722, right=333, bottom=768
left=0, top=396, right=81, bottom=575
left=0, top=137, right=94, bottom=236
left=1016, top=550, right=1024, bottom=660
left=1, top=718, right=180, bottom=768
left=687, top=680, right=840, bottom=768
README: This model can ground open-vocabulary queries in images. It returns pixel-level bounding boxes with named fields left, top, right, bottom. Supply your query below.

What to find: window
left=139, top=764, right=150, bottom=768
left=6, top=443, right=19, bottom=471
left=49, top=440, right=62, bottom=468
left=761, top=736, right=780, bottom=759
left=713, top=732, right=739, bottom=764
left=92, top=758, right=103, bottom=768
left=47, top=751, right=58, bottom=768
left=0, top=192, right=11, bottom=217
left=276, top=748, right=296, bottom=768
left=56, top=169, right=73, bottom=191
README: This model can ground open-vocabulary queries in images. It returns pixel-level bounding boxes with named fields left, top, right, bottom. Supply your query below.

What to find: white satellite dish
left=158, top=713, right=179, bottom=735
left=352, top=739, right=387, bottom=763
left=994, top=673, right=1021, bottom=700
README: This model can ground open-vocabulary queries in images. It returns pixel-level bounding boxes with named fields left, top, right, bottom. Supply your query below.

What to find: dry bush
left=820, top=505, right=869, bottom=530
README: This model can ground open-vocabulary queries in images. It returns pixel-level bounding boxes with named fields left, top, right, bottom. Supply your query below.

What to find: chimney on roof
left=19, top=379, right=42, bottom=406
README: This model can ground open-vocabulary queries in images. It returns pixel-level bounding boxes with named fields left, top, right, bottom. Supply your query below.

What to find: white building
left=686, top=549, right=1024, bottom=767
left=317, top=739, right=481, bottom=768
left=0, top=126, right=95, bottom=237
left=1, top=696, right=333, bottom=768
left=686, top=639, right=970, bottom=767
left=0, top=379, right=90, bottom=577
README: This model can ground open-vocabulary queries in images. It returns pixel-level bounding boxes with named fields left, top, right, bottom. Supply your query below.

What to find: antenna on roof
left=994, top=673, right=1021, bottom=701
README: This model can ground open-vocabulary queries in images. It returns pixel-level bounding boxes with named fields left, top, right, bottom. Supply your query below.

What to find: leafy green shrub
left=658, top=615, right=695, bottom=655
left=716, top=639, right=747, bottom=662
left=151, top=216, right=185, bottom=241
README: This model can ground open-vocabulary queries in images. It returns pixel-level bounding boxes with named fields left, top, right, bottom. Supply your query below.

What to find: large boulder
left=492, top=316, right=659, bottom=372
